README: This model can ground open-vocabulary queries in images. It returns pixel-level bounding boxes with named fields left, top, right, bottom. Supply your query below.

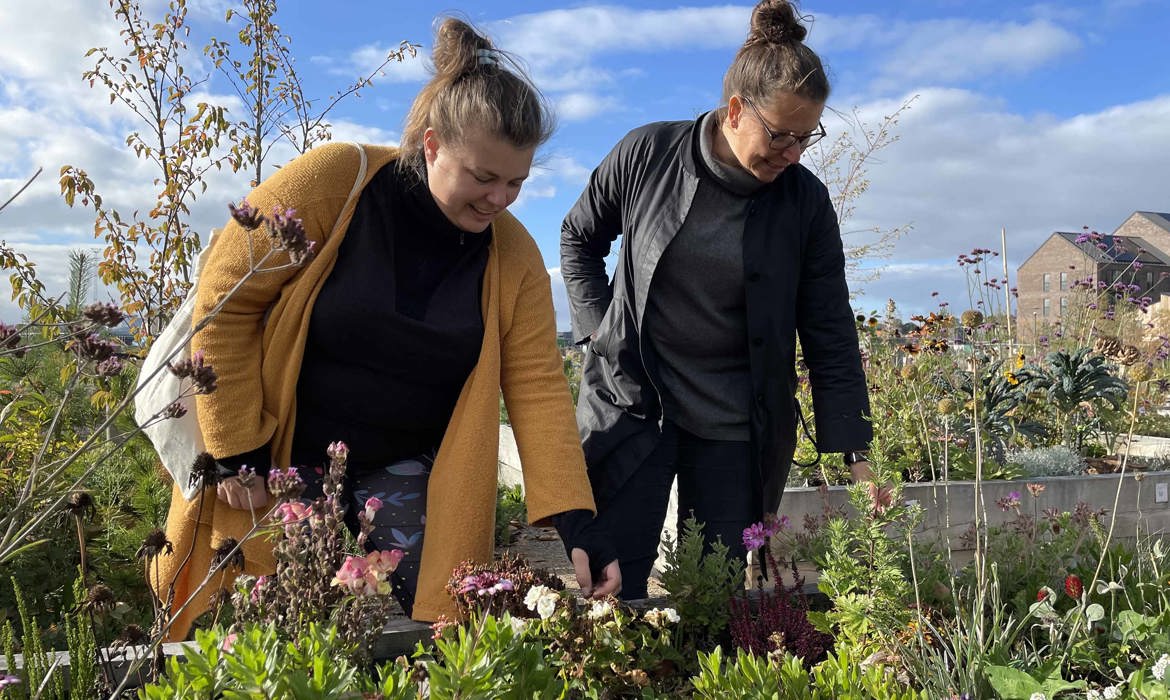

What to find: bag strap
left=344, top=141, right=368, bottom=202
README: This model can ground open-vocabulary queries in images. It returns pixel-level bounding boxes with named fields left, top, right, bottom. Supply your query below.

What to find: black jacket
left=560, top=114, right=872, bottom=514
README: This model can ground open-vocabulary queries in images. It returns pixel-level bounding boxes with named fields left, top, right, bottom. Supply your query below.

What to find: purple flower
left=743, top=522, right=771, bottom=550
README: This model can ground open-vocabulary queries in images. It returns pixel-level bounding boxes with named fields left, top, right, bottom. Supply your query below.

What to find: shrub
left=1006, top=445, right=1086, bottom=477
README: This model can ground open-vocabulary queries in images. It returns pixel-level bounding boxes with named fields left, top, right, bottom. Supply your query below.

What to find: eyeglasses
left=741, top=98, right=826, bottom=151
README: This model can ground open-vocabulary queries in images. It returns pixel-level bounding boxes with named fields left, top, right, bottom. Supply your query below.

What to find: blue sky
left=2, top=0, right=1168, bottom=327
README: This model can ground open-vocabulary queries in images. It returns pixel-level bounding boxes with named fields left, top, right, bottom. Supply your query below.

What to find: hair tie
left=476, top=48, right=500, bottom=66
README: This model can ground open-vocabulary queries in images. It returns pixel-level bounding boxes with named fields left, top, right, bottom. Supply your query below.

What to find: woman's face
left=423, top=128, right=535, bottom=232
left=722, top=91, right=825, bottom=183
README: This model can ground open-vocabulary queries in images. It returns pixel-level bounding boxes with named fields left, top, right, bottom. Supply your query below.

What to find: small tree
left=60, top=0, right=234, bottom=340
left=205, top=0, right=417, bottom=186
left=805, top=96, right=917, bottom=289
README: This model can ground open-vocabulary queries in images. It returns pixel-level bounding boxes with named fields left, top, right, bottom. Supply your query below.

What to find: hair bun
left=432, top=17, right=494, bottom=78
left=749, top=0, right=808, bottom=45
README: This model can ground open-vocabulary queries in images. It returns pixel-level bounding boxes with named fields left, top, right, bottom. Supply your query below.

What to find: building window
left=1042, top=273, right=1051, bottom=292
left=1059, top=271, right=1068, bottom=291
left=1043, top=298, right=1051, bottom=318
left=1060, top=297, right=1068, bottom=316
left=1147, top=271, right=1154, bottom=287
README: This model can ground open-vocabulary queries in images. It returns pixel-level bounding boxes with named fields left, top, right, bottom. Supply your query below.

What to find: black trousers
left=593, top=421, right=757, bottom=600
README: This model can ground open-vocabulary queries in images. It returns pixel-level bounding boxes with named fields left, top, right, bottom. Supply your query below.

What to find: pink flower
left=332, top=555, right=373, bottom=595
left=275, top=501, right=312, bottom=536
left=220, top=633, right=238, bottom=652
left=366, top=549, right=403, bottom=576
left=326, top=441, right=349, bottom=461
left=742, top=522, right=770, bottom=550
left=251, top=575, right=269, bottom=603
left=363, top=497, right=384, bottom=522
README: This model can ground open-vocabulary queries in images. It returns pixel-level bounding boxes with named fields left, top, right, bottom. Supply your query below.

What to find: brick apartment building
left=1016, top=211, right=1170, bottom=324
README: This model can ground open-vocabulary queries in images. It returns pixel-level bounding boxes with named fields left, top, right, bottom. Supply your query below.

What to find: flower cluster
left=169, top=349, right=218, bottom=394
left=742, top=515, right=790, bottom=550
left=446, top=552, right=564, bottom=619
left=524, top=584, right=560, bottom=620
left=81, top=301, right=125, bottom=327
left=331, top=549, right=403, bottom=596
left=642, top=607, right=680, bottom=628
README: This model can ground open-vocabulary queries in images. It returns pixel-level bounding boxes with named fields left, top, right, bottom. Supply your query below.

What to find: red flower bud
left=1065, top=574, right=1083, bottom=599
left=1037, top=588, right=1048, bottom=602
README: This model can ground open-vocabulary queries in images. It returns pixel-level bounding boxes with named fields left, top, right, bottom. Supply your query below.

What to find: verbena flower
left=169, top=349, right=217, bottom=394
left=228, top=199, right=264, bottom=229
left=82, top=301, right=124, bottom=327
left=0, top=675, right=21, bottom=688
left=267, top=467, right=306, bottom=501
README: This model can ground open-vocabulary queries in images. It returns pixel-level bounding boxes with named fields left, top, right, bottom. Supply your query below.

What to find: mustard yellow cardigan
left=151, top=142, right=595, bottom=639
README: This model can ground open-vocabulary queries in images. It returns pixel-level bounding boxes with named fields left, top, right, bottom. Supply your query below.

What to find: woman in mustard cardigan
left=151, top=18, right=620, bottom=640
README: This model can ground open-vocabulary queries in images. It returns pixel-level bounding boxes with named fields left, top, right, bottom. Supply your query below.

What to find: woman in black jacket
left=560, top=0, right=874, bottom=599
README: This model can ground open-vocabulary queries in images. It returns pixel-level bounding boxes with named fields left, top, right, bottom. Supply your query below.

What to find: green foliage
left=813, top=449, right=915, bottom=658
left=659, top=517, right=745, bottom=649
left=694, top=645, right=928, bottom=700
left=4, top=577, right=66, bottom=700
left=140, top=622, right=417, bottom=699
left=423, top=613, right=564, bottom=699
left=983, top=664, right=1084, bottom=699
left=494, top=483, right=526, bottom=547
left=1016, top=348, right=1128, bottom=451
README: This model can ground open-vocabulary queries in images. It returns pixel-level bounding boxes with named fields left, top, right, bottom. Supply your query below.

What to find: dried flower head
left=190, top=452, right=221, bottom=489
left=136, top=529, right=174, bottom=560
left=115, top=624, right=148, bottom=646
left=81, top=302, right=125, bottom=328
left=64, top=491, right=96, bottom=520
left=1129, top=362, right=1154, bottom=382
left=164, top=401, right=188, bottom=419
left=79, top=583, right=116, bottom=615
left=937, top=398, right=957, bottom=415
left=960, top=310, right=984, bottom=329
left=212, top=538, right=246, bottom=571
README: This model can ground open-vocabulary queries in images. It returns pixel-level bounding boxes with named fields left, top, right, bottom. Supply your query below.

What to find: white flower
left=643, top=607, right=681, bottom=628
left=1030, top=693, right=1047, bottom=700
left=1103, top=685, right=1122, bottom=700
left=1086, top=691, right=1103, bottom=700
left=1154, top=653, right=1170, bottom=681
left=587, top=599, right=613, bottom=620
left=523, top=585, right=558, bottom=620
left=508, top=615, right=528, bottom=635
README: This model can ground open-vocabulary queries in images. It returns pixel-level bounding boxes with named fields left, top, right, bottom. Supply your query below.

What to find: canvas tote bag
left=134, top=143, right=369, bottom=498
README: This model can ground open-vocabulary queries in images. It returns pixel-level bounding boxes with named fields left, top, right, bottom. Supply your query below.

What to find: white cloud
left=311, top=43, right=430, bottom=83
left=878, top=18, right=1080, bottom=86
left=491, top=5, right=750, bottom=65
left=830, top=88, right=1170, bottom=315
left=556, top=92, right=622, bottom=122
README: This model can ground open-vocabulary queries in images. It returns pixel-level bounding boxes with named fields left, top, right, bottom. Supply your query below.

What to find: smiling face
left=422, top=128, right=536, bottom=233
left=719, top=91, right=825, bottom=183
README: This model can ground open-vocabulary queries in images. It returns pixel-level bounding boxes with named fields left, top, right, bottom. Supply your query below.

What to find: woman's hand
left=215, top=476, right=269, bottom=510
left=571, top=548, right=622, bottom=598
